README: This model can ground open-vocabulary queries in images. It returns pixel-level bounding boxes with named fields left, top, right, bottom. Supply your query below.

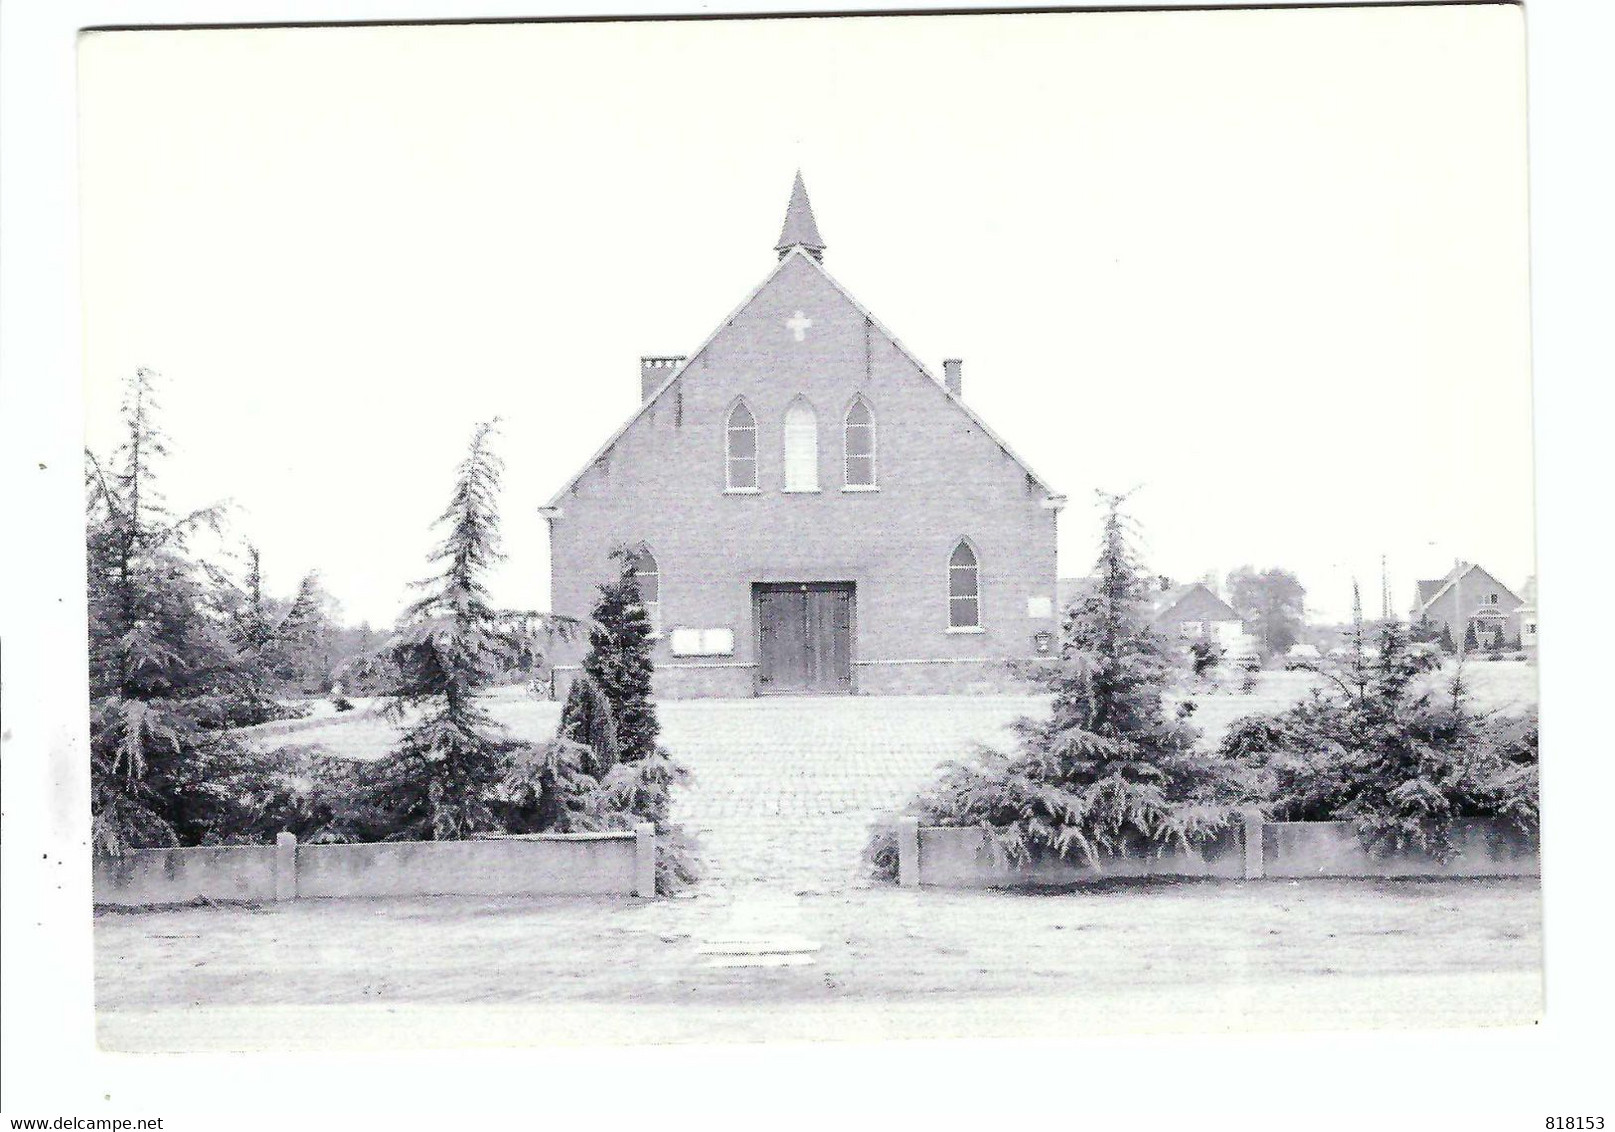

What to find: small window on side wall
left=844, top=398, right=876, bottom=488
left=949, top=540, right=980, bottom=629
left=725, top=400, right=757, bottom=490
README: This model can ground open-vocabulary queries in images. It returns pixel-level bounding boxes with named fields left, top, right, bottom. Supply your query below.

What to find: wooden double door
left=754, top=583, right=854, bottom=695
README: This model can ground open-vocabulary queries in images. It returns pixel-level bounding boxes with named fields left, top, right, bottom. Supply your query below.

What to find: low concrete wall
left=94, top=825, right=657, bottom=907
left=910, top=821, right=1246, bottom=888
left=93, top=844, right=281, bottom=906
left=902, top=814, right=1538, bottom=887
left=1263, top=819, right=1538, bottom=879
left=296, top=834, right=639, bottom=899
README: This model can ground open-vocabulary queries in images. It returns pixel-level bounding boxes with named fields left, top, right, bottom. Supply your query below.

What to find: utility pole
left=1453, top=556, right=1464, bottom=659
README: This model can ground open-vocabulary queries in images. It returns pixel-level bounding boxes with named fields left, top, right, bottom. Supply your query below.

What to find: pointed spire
left=774, top=170, right=826, bottom=262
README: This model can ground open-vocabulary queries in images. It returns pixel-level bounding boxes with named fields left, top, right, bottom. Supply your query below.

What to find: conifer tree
left=1220, top=617, right=1537, bottom=860
left=1410, top=613, right=1440, bottom=645
left=581, top=546, right=660, bottom=763
left=558, top=671, right=620, bottom=779
left=1463, top=621, right=1480, bottom=654
left=84, top=368, right=255, bottom=853
left=371, top=420, right=569, bottom=840
left=210, top=543, right=324, bottom=723
left=566, top=549, right=701, bottom=890
left=887, top=492, right=1245, bottom=870
left=1437, top=623, right=1457, bottom=655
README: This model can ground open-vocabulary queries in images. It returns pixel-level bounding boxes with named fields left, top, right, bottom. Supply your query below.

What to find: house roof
left=1151, top=583, right=1240, bottom=624
left=1056, top=578, right=1239, bottom=624
left=544, top=231, right=1062, bottom=509
left=774, top=171, right=826, bottom=258
left=1412, top=562, right=1523, bottom=614
left=1150, top=584, right=1194, bottom=617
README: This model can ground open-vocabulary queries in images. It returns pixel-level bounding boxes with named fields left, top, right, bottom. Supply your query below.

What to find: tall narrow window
left=844, top=398, right=876, bottom=488
left=783, top=397, right=819, bottom=491
left=725, top=400, right=757, bottom=490
left=631, top=545, right=661, bottom=633
left=949, top=540, right=980, bottom=629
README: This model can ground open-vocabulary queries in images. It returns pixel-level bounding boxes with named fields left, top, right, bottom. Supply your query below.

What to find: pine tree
left=84, top=368, right=255, bottom=853
left=1437, top=623, right=1456, bottom=654
left=1463, top=621, right=1479, bottom=654
left=564, top=549, right=701, bottom=891
left=1219, top=618, right=1536, bottom=860
left=581, top=546, right=660, bottom=763
left=209, top=543, right=324, bottom=723
left=370, top=420, right=541, bottom=840
left=889, top=492, right=1245, bottom=871
left=558, top=671, right=620, bottom=779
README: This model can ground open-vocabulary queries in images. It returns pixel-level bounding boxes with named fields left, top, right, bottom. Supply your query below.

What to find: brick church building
left=542, top=174, right=1065, bottom=698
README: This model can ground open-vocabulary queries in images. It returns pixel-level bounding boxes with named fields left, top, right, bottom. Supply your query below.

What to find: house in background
left=1057, top=576, right=1256, bottom=659
left=1409, top=561, right=1527, bottom=649
left=542, top=174, right=1065, bottom=698
left=1149, top=581, right=1245, bottom=648
left=1518, top=575, right=1538, bottom=655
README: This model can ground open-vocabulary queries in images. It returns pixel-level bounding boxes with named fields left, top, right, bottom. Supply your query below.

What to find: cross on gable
left=785, top=311, right=813, bottom=342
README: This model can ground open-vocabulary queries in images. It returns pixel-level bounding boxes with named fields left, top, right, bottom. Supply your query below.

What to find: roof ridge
left=796, top=251, right=1061, bottom=500
left=544, top=247, right=1063, bottom=509
left=543, top=251, right=803, bottom=508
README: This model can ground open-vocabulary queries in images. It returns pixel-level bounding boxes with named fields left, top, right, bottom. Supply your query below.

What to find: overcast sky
left=77, top=6, right=1532, bottom=627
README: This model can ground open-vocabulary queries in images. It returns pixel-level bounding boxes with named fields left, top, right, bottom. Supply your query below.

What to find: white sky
left=77, top=7, right=1533, bottom=626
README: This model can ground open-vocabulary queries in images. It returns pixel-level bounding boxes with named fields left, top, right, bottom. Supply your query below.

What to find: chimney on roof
left=943, top=358, right=963, bottom=399
left=640, top=356, right=684, bottom=402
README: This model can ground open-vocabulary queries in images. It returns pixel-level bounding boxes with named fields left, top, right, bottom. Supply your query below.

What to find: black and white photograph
left=3, top=0, right=1612, bottom=1126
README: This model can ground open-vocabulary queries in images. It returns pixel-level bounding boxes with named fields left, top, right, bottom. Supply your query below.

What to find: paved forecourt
left=655, top=694, right=1041, bottom=892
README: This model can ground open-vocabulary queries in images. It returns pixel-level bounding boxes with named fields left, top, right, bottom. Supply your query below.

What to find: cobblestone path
left=659, top=695, right=1044, bottom=894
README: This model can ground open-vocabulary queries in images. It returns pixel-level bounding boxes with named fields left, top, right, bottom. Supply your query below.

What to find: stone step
left=697, top=936, right=821, bottom=956
left=701, top=953, right=817, bottom=969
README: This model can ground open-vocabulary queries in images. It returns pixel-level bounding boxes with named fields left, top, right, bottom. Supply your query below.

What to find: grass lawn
left=95, top=876, right=1540, bottom=1049
left=246, top=660, right=1538, bottom=761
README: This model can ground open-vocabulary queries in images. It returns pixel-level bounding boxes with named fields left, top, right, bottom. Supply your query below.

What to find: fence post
left=897, top=817, right=921, bottom=888
left=275, top=831, right=298, bottom=901
left=633, top=822, right=656, bottom=898
left=1240, top=808, right=1265, bottom=880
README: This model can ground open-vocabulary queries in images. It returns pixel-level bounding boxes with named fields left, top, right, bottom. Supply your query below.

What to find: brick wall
left=546, top=252, right=1060, bottom=697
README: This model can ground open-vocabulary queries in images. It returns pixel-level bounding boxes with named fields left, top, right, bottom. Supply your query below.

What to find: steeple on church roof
left=774, top=170, right=826, bottom=261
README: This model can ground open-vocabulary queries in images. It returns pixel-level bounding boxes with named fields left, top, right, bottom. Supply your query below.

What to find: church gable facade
left=543, top=176, right=1064, bottom=698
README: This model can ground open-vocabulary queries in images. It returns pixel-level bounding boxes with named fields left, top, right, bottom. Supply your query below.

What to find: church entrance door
left=754, top=583, right=854, bottom=695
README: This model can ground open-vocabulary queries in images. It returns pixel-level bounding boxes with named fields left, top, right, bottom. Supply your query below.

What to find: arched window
left=843, top=398, right=876, bottom=488
left=630, top=545, right=660, bottom=633
left=783, top=397, right=819, bottom=492
left=948, top=540, right=980, bottom=629
left=725, top=400, right=757, bottom=490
